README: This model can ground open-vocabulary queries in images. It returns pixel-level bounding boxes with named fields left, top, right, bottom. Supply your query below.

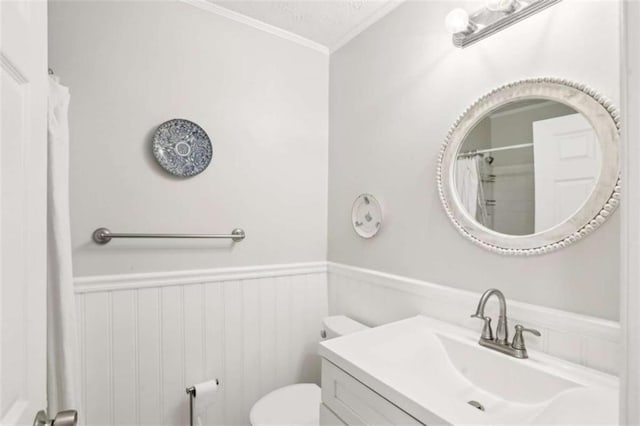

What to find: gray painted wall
left=49, top=1, right=329, bottom=276
left=328, top=0, right=620, bottom=320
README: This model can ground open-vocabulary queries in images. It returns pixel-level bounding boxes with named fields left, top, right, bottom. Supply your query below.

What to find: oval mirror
left=437, top=78, right=620, bottom=255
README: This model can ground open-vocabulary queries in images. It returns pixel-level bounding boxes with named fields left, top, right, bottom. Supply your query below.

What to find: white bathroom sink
left=319, top=315, right=618, bottom=425
left=436, top=333, right=577, bottom=403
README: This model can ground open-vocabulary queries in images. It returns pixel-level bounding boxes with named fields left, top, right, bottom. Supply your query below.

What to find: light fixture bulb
left=486, top=0, right=516, bottom=12
left=445, top=8, right=471, bottom=34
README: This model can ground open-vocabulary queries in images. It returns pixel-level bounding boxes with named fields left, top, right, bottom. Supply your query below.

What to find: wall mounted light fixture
left=445, top=0, right=562, bottom=48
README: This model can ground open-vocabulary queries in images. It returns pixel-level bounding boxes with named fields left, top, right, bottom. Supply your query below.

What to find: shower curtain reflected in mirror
left=455, top=156, right=489, bottom=226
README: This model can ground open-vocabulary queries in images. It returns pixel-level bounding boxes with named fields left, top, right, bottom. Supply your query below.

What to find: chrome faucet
left=471, top=288, right=509, bottom=345
left=471, top=288, right=541, bottom=359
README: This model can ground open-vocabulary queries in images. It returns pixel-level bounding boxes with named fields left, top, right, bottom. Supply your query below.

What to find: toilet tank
left=322, top=315, right=368, bottom=339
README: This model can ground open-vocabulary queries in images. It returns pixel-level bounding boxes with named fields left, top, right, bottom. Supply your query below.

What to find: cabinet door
left=320, top=403, right=347, bottom=426
left=321, top=360, right=424, bottom=426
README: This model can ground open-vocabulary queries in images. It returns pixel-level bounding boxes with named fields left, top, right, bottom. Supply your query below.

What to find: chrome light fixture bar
left=446, top=0, right=562, bottom=48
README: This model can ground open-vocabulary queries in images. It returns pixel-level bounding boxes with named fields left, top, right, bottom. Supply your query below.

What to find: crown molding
left=179, top=0, right=330, bottom=55
left=329, top=0, right=405, bottom=53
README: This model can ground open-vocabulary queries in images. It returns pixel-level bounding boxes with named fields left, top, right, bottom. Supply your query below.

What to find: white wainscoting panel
left=328, top=262, right=621, bottom=375
left=75, top=260, right=620, bottom=426
left=75, top=263, right=328, bottom=426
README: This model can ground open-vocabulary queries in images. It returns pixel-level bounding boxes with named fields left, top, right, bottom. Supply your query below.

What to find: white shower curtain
left=47, top=75, right=80, bottom=415
left=455, top=156, right=489, bottom=225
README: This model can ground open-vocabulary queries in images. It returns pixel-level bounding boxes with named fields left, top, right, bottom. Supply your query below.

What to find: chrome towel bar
left=92, top=227, right=246, bottom=244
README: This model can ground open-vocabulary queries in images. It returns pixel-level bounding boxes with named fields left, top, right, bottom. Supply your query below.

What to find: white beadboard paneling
left=546, top=329, right=582, bottom=365
left=583, top=337, right=619, bottom=375
left=161, top=286, right=185, bottom=426
left=75, top=260, right=617, bottom=426
left=242, top=280, right=261, bottom=420
left=304, top=273, right=329, bottom=382
left=184, top=285, right=205, bottom=404
left=76, top=297, right=87, bottom=426
left=328, top=262, right=621, bottom=375
left=275, top=276, right=294, bottom=388
left=223, top=280, right=244, bottom=425
left=112, top=291, right=137, bottom=425
left=258, top=278, right=277, bottom=398
left=204, top=283, right=225, bottom=426
left=291, top=276, right=308, bottom=381
left=76, top=264, right=328, bottom=426
left=137, top=288, right=162, bottom=426
left=83, top=293, right=112, bottom=425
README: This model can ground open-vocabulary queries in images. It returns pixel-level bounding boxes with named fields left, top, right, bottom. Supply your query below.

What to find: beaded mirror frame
left=437, top=78, right=621, bottom=256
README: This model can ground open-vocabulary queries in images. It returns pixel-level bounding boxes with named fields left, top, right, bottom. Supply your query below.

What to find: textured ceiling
left=209, top=0, right=400, bottom=49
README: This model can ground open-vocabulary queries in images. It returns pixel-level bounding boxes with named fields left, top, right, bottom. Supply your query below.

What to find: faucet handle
left=512, top=324, right=541, bottom=350
left=470, top=314, right=493, bottom=341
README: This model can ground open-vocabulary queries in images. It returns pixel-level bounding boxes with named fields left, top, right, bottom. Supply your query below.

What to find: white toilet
left=249, top=315, right=369, bottom=426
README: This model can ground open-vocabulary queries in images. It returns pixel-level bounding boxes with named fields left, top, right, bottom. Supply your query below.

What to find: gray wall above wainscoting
left=328, top=0, right=621, bottom=320
left=49, top=0, right=329, bottom=277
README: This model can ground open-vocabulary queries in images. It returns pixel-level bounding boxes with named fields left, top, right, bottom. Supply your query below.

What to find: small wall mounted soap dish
left=352, top=194, right=382, bottom=239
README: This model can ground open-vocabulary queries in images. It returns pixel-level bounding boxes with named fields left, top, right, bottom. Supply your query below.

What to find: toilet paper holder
left=186, top=379, right=220, bottom=426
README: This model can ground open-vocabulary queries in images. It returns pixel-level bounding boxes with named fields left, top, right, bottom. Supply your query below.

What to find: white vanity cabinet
left=320, top=360, right=424, bottom=426
left=318, top=316, right=619, bottom=426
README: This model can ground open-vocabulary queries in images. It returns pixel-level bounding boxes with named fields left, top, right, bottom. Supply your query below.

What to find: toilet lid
left=250, top=383, right=321, bottom=426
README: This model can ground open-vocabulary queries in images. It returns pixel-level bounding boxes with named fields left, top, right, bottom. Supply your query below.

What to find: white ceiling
left=208, top=0, right=402, bottom=51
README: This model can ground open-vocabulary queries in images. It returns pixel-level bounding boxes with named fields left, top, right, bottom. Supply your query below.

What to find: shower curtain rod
left=457, top=142, right=533, bottom=157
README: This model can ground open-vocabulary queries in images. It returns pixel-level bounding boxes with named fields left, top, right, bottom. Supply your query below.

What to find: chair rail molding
left=74, top=261, right=327, bottom=293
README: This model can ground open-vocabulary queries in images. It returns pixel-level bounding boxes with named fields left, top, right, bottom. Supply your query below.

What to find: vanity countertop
left=319, top=315, right=619, bottom=425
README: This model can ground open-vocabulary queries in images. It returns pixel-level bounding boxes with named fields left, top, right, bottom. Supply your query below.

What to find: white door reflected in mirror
left=533, top=113, right=600, bottom=233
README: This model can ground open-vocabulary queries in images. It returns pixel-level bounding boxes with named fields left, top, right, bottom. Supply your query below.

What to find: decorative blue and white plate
left=352, top=194, right=382, bottom=238
left=152, top=119, right=212, bottom=177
